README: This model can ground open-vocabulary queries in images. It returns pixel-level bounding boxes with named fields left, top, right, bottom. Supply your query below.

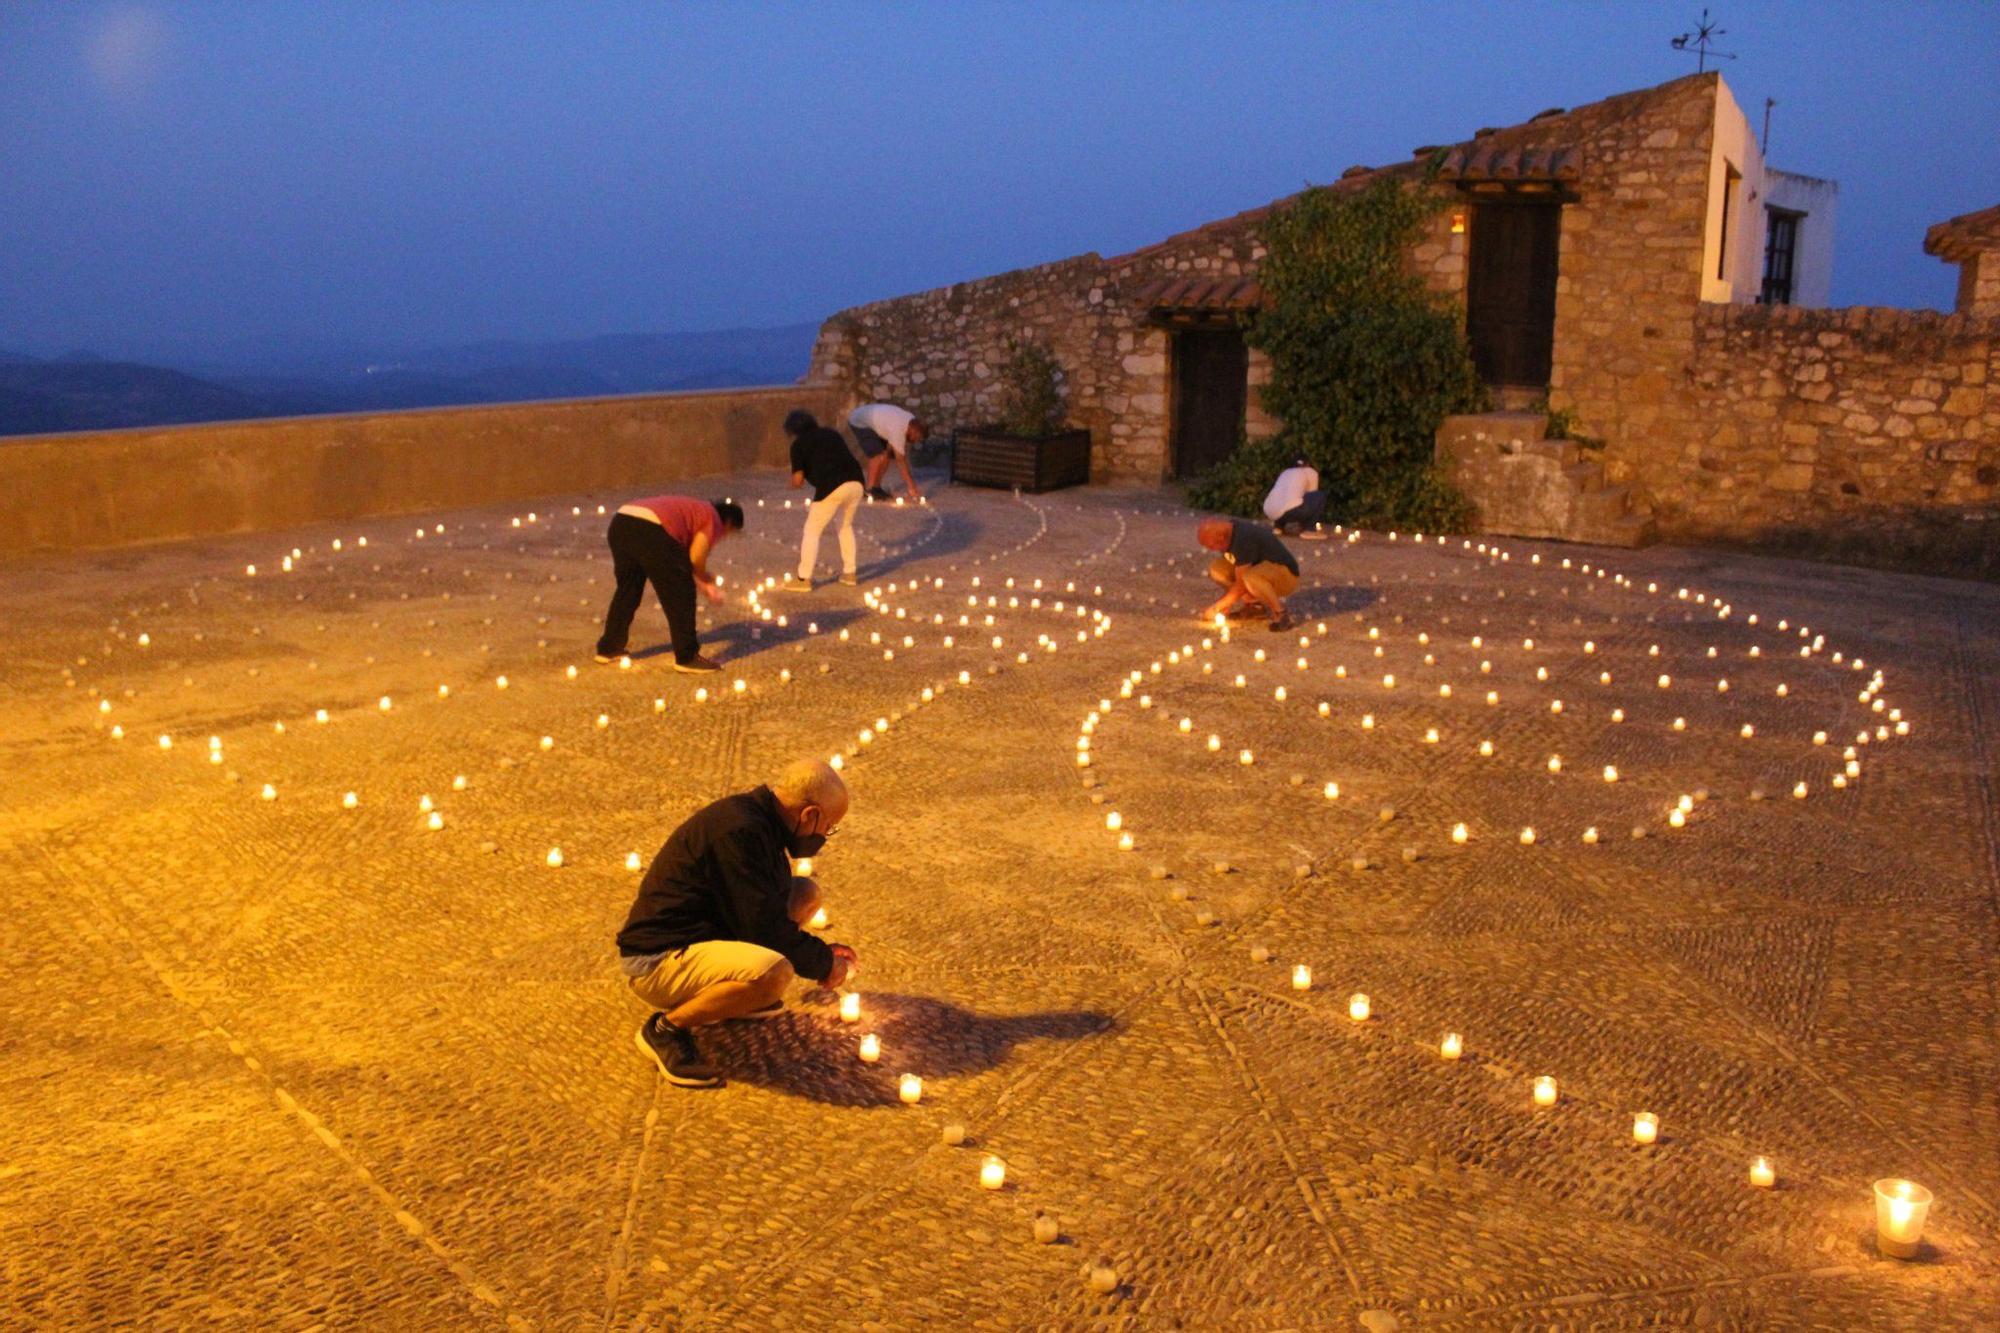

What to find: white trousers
left=798, top=481, right=863, bottom=579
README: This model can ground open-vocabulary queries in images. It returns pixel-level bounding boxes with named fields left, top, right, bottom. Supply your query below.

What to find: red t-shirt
left=628, top=495, right=719, bottom=549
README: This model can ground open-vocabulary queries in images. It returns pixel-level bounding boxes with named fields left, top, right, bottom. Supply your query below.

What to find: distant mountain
left=0, top=322, right=823, bottom=437
left=0, top=361, right=297, bottom=436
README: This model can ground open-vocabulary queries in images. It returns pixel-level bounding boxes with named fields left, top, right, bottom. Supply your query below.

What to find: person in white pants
left=782, top=410, right=867, bottom=590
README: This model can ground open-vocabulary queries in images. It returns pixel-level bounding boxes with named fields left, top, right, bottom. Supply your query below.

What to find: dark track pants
left=597, top=514, right=700, bottom=664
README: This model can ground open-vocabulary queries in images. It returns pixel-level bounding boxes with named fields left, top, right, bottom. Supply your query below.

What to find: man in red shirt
left=594, top=494, right=744, bottom=672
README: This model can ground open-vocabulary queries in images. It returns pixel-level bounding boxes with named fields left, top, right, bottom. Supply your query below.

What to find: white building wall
left=1763, top=169, right=1839, bottom=307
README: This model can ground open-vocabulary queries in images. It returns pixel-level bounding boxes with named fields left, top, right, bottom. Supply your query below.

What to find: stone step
left=1562, top=461, right=1605, bottom=494
left=1575, top=485, right=1633, bottom=525
left=1523, top=437, right=1580, bottom=466
left=1569, top=511, right=1657, bottom=549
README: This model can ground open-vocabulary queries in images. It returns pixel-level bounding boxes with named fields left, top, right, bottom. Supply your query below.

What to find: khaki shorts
left=1210, top=557, right=1300, bottom=601
left=629, top=940, right=789, bottom=1012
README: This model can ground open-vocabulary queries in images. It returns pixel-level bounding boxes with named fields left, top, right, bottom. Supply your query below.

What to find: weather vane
left=1671, top=8, right=1737, bottom=72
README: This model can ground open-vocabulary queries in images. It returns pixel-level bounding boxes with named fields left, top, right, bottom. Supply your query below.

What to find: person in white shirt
left=1262, top=458, right=1327, bottom=538
left=848, top=402, right=929, bottom=501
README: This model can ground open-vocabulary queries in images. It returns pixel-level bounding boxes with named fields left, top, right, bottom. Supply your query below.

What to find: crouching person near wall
left=617, top=759, right=857, bottom=1088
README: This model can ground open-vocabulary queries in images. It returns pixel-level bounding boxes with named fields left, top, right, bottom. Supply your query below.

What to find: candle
left=1439, top=1032, right=1463, bottom=1060
left=839, top=991, right=860, bottom=1022
left=1117, top=833, right=1134, bottom=851
left=1348, top=993, right=1370, bottom=1022
left=1873, top=1178, right=1932, bottom=1259
left=980, top=1155, right=1006, bottom=1190
left=794, top=856, right=814, bottom=877
left=342, top=791, right=358, bottom=809
left=858, top=1033, right=881, bottom=1063
left=1532, top=1076, right=1558, bottom=1107
left=427, top=812, right=444, bottom=831
left=1105, top=811, right=1121, bottom=831
left=260, top=784, right=277, bottom=801
left=1292, top=964, right=1313, bottom=991
left=1632, top=1112, right=1659, bottom=1144
left=1451, top=822, right=1468, bottom=844
left=1033, top=1211, right=1060, bottom=1244
left=808, top=906, right=830, bottom=930
left=626, top=852, right=642, bottom=871
left=940, top=1122, right=966, bottom=1146
left=546, top=848, right=563, bottom=868
left=898, top=1073, right=923, bottom=1104
left=1749, top=1156, right=1775, bottom=1188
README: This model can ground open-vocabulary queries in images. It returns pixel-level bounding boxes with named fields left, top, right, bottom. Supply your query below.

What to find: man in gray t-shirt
left=1196, top=517, right=1301, bottom=632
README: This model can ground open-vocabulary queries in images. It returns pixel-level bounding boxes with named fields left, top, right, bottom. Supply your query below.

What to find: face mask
left=786, top=807, right=830, bottom=858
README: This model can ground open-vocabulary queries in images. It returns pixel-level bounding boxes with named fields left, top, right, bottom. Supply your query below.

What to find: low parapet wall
left=0, top=384, right=844, bottom=554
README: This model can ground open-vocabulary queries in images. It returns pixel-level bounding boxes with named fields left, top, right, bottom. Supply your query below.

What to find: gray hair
left=771, top=757, right=848, bottom=812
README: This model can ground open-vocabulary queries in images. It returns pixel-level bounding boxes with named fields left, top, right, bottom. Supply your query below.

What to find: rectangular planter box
left=950, top=427, right=1091, bottom=493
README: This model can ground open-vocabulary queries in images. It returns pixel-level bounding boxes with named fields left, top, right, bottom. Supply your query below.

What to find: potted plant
left=951, top=340, right=1091, bottom=492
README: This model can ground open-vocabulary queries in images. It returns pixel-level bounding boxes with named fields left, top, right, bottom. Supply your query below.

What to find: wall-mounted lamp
left=1451, top=212, right=1467, bottom=235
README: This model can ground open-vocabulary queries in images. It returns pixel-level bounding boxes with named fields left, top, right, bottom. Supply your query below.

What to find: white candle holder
left=1873, top=1178, right=1932, bottom=1259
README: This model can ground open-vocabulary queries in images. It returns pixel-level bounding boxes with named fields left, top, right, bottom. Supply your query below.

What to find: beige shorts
left=628, top=940, right=789, bottom=1012
left=1210, top=557, right=1299, bottom=601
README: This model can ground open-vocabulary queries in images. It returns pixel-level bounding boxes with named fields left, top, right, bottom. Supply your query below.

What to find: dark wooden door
left=1466, top=201, right=1561, bottom=388
left=1172, top=328, right=1248, bottom=478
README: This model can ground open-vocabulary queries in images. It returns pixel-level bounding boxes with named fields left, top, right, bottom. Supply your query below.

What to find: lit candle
left=1632, top=1112, right=1659, bottom=1145
left=1451, top=822, right=1468, bottom=844
left=1873, top=1179, right=1932, bottom=1259
left=858, top=1033, right=881, bottom=1063
left=1323, top=781, right=1340, bottom=800
left=1532, top=1076, right=1558, bottom=1107
left=838, top=991, right=860, bottom=1022
left=1348, top=993, right=1370, bottom=1022
left=808, top=906, right=830, bottom=930
left=342, top=791, right=358, bottom=809
left=980, top=1155, right=1006, bottom=1190
left=898, top=1073, right=923, bottom=1104
left=1439, top=1032, right=1462, bottom=1060
left=1238, top=749, right=1254, bottom=766
left=626, top=852, right=642, bottom=871
left=427, top=812, right=444, bottom=831
left=794, top=856, right=813, bottom=877
left=546, top=848, right=563, bottom=867
left=1292, top=964, right=1313, bottom=991
left=1750, top=1157, right=1775, bottom=1188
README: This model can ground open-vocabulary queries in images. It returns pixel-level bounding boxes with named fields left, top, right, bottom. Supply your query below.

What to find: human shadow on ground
left=1289, top=582, right=1380, bottom=618
left=858, top=506, right=984, bottom=582
left=700, top=991, right=1117, bottom=1107
left=624, top=605, right=870, bottom=665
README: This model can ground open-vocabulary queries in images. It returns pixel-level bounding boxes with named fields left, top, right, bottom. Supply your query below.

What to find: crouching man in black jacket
left=618, top=759, right=857, bottom=1087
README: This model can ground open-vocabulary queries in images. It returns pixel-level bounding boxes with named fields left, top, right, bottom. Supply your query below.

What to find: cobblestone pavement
left=3, top=470, right=1998, bottom=1331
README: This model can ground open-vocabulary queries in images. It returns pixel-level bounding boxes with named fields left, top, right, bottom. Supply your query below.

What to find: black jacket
left=616, top=786, right=835, bottom=982
left=789, top=426, right=865, bottom=501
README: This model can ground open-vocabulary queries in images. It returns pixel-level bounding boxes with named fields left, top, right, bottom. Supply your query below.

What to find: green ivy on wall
left=1188, top=175, right=1484, bottom=531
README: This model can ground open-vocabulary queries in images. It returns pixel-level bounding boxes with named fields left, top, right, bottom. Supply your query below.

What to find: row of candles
left=1067, top=532, right=1932, bottom=1259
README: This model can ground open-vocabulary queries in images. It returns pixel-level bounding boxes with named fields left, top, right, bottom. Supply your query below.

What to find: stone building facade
left=808, top=73, right=1995, bottom=563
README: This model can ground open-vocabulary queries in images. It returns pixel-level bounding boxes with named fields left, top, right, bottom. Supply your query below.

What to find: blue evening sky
left=1, top=1, right=1994, bottom=360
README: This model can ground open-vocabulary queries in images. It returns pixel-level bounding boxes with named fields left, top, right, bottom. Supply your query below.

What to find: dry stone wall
left=1667, top=303, right=1999, bottom=562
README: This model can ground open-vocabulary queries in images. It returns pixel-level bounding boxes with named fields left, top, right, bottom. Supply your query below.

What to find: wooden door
left=1466, top=201, right=1561, bottom=388
left=1172, top=328, right=1248, bottom=478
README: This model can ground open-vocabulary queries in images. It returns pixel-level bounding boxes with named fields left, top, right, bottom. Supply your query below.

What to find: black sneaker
left=673, top=654, right=722, bottom=673
left=867, top=487, right=892, bottom=502
left=635, top=1015, right=722, bottom=1088
left=724, top=1001, right=786, bottom=1023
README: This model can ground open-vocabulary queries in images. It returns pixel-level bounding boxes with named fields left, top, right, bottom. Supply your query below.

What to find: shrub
left=1188, top=176, right=1483, bottom=530
left=995, top=339, right=1066, bottom=438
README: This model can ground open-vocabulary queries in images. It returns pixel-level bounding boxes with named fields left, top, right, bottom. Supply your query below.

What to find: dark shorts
left=851, top=425, right=890, bottom=459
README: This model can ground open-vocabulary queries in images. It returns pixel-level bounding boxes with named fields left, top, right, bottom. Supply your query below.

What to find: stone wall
left=1960, top=252, right=2000, bottom=319
left=1661, top=304, right=1999, bottom=558
left=0, top=385, right=839, bottom=555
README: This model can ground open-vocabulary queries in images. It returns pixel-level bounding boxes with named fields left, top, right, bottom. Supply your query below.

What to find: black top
left=789, top=426, right=865, bottom=501
left=1227, top=519, right=1300, bottom=575
left=616, top=786, right=835, bottom=982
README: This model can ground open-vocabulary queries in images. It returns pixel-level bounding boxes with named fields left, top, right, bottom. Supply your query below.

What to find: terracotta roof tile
left=1436, top=143, right=1582, bottom=182
left=1132, top=276, right=1266, bottom=311
left=1925, top=203, right=2000, bottom=262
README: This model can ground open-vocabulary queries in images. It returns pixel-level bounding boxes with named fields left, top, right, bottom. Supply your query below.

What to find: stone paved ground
left=3, top=469, right=1998, bottom=1331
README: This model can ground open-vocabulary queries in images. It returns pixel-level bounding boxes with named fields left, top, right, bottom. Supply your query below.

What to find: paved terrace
left=3, top=471, right=1997, bottom=1331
